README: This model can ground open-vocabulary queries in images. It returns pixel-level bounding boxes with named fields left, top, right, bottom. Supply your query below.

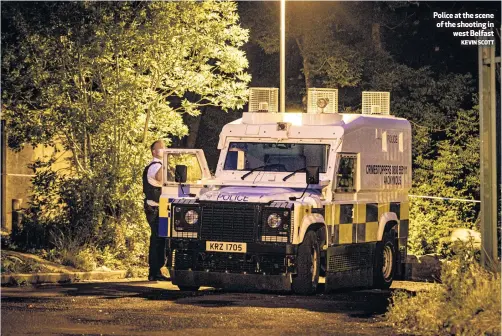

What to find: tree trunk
left=185, top=114, right=202, bottom=149
left=372, top=23, right=382, bottom=51
left=295, top=37, right=312, bottom=90
left=303, top=57, right=312, bottom=89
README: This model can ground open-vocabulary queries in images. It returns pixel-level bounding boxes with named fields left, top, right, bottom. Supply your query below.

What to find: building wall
left=1, top=120, right=71, bottom=232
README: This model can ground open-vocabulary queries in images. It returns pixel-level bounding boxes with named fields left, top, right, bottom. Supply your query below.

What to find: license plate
left=206, top=241, right=247, bottom=253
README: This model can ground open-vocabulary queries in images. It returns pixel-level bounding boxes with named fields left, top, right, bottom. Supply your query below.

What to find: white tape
left=408, top=195, right=480, bottom=203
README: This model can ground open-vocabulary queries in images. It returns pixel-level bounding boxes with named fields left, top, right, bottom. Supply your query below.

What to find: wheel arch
left=377, top=212, right=399, bottom=241
left=295, top=214, right=327, bottom=248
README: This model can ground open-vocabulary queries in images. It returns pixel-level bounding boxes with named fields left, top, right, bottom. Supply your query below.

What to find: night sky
left=387, top=1, right=501, bottom=75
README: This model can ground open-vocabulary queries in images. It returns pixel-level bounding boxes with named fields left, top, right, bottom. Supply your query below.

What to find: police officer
left=143, top=140, right=169, bottom=281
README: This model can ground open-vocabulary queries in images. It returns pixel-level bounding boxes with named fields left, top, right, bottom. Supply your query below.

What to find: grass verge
left=387, top=247, right=501, bottom=336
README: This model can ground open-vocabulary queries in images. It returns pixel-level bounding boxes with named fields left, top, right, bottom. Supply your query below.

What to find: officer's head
left=150, top=140, right=165, bottom=159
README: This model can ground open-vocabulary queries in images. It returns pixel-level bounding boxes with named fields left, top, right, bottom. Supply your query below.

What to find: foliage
left=240, top=1, right=355, bottom=90
left=2, top=1, right=250, bottom=266
left=409, top=107, right=480, bottom=255
left=240, top=2, right=418, bottom=93
left=194, top=106, right=243, bottom=170
left=387, top=244, right=501, bottom=336
left=0, top=255, right=50, bottom=274
left=166, top=153, right=203, bottom=182
left=364, top=61, right=474, bottom=131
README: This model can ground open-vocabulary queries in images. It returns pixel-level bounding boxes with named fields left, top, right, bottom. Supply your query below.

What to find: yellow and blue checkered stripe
left=158, top=197, right=173, bottom=238
left=324, top=202, right=409, bottom=245
left=396, top=201, right=409, bottom=248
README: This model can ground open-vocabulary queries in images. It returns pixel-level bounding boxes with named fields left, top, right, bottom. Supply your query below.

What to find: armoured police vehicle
left=159, top=88, right=411, bottom=294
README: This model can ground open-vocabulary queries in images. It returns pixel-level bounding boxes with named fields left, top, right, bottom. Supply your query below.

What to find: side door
left=162, top=149, right=211, bottom=198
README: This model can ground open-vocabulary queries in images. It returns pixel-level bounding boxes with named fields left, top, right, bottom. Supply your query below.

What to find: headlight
left=184, top=210, right=199, bottom=225
left=267, top=213, right=282, bottom=228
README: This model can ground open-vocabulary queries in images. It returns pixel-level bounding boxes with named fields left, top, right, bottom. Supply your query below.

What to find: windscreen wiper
left=282, top=167, right=306, bottom=181
left=240, top=164, right=284, bottom=180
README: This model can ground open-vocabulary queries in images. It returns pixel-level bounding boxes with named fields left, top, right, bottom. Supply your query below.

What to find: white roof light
left=249, top=88, right=279, bottom=113
left=362, top=91, right=390, bottom=115
left=307, top=88, right=338, bottom=114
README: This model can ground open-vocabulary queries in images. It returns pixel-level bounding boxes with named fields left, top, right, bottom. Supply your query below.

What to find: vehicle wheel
left=292, top=230, right=320, bottom=295
left=178, top=285, right=200, bottom=291
left=373, top=230, right=397, bottom=289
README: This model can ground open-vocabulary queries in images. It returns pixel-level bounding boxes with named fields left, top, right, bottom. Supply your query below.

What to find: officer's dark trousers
left=144, top=202, right=166, bottom=277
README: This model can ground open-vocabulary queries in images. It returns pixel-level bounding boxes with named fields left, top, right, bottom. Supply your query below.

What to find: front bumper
left=168, top=239, right=296, bottom=286
left=170, top=270, right=292, bottom=291
left=169, top=239, right=295, bottom=255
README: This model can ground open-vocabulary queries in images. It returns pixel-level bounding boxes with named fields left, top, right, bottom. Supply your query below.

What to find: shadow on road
left=2, top=280, right=417, bottom=318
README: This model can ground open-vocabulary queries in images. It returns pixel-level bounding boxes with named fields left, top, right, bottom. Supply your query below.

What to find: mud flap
left=325, top=243, right=376, bottom=292
left=394, top=244, right=406, bottom=280
left=394, top=236, right=408, bottom=280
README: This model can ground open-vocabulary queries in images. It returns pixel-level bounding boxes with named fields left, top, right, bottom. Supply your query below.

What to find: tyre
left=178, top=285, right=200, bottom=291
left=373, top=230, right=397, bottom=289
left=292, top=230, right=320, bottom=295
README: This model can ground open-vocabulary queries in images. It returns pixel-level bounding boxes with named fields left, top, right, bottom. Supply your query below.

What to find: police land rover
left=158, top=88, right=411, bottom=294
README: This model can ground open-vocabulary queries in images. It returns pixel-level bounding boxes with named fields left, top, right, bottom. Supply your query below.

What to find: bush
left=0, top=255, right=49, bottom=274
left=12, top=168, right=150, bottom=272
left=408, top=107, right=481, bottom=256
left=408, top=197, right=479, bottom=256
left=387, top=244, right=501, bottom=336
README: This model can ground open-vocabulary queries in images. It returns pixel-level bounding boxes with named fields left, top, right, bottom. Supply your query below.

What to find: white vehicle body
left=158, top=95, right=411, bottom=292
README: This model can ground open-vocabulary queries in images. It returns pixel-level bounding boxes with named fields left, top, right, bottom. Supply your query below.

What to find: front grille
left=200, top=203, right=258, bottom=242
left=198, top=253, right=256, bottom=273
left=174, top=251, right=286, bottom=274
left=259, top=254, right=286, bottom=274
left=174, top=251, right=194, bottom=270
left=198, top=253, right=285, bottom=274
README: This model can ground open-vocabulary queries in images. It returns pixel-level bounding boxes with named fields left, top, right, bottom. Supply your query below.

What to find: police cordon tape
left=408, top=195, right=481, bottom=203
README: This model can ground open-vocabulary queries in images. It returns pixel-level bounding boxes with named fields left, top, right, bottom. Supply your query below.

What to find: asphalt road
left=1, top=280, right=428, bottom=336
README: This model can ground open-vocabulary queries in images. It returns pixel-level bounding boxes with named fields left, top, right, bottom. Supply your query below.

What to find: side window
left=165, top=153, right=202, bottom=183
left=335, top=154, right=357, bottom=192
left=224, top=148, right=246, bottom=170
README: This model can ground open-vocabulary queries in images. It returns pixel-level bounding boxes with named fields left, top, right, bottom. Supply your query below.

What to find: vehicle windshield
left=223, top=142, right=330, bottom=173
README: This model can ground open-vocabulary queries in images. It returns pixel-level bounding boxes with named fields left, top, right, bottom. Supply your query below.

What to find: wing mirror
left=306, top=166, right=320, bottom=185
left=290, top=166, right=320, bottom=201
left=175, top=165, right=187, bottom=183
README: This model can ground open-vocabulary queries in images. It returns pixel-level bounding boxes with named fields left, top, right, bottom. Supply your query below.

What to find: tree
left=409, top=107, right=480, bottom=255
left=1, top=1, right=250, bottom=261
left=239, top=1, right=417, bottom=104
left=240, top=1, right=353, bottom=93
